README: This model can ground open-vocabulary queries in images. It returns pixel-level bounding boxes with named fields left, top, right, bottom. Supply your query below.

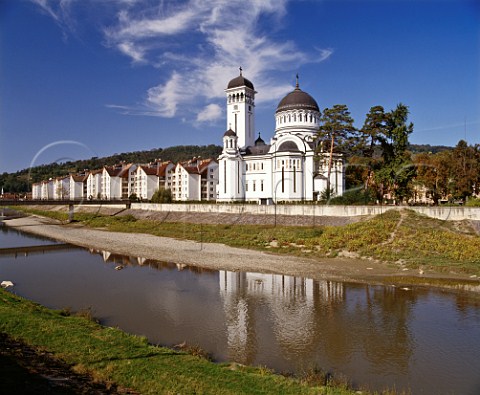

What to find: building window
left=253, top=181, right=256, bottom=192
left=261, top=180, right=264, bottom=191
left=245, top=181, right=248, bottom=192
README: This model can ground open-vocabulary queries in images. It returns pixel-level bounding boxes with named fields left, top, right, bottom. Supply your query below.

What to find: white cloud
left=109, top=8, right=197, bottom=41
left=117, top=41, right=146, bottom=63
left=196, top=104, right=222, bottom=123
left=145, top=71, right=186, bottom=118
left=31, top=0, right=77, bottom=40
left=31, top=0, right=333, bottom=120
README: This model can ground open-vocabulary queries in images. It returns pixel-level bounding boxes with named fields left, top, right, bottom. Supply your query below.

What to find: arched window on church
left=293, top=114, right=296, bottom=122
left=240, top=92, right=244, bottom=101
left=288, top=115, right=291, bottom=122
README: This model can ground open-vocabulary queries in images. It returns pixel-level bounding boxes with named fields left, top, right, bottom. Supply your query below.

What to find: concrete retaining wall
left=131, top=203, right=480, bottom=221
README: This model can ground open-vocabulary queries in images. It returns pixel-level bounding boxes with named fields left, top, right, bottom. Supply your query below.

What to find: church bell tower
left=225, top=67, right=256, bottom=149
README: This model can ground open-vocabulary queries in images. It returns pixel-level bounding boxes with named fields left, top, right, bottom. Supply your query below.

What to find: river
left=1, top=220, right=480, bottom=394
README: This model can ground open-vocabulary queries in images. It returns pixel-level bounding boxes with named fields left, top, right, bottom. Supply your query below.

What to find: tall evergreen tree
left=317, top=104, right=356, bottom=197
left=375, top=103, right=415, bottom=201
left=360, top=105, right=387, bottom=158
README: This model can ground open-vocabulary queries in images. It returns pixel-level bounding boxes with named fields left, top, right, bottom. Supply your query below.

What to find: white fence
left=131, top=203, right=480, bottom=221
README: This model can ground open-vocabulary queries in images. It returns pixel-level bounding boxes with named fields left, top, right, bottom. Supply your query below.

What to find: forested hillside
left=1, top=145, right=222, bottom=193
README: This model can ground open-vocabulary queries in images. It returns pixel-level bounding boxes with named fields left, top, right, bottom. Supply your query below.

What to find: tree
left=351, top=106, right=389, bottom=194
left=151, top=188, right=172, bottom=203
left=375, top=104, right=415, bottom=201
left=317, top=104, right=356, bottom=195
left=360, top=105, right=387, bottom=158
left=450, top=140, right=479, bottom=200
left=413, top=152, right=444, bottom=204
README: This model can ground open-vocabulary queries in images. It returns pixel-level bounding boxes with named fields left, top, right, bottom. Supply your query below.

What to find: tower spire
left=295, top=73, right=299, bottom=89
left=239, top=66, right=243, bottom=76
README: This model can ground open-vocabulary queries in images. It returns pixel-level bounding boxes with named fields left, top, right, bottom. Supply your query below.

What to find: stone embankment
left=18, top=203, right=480, bottom=231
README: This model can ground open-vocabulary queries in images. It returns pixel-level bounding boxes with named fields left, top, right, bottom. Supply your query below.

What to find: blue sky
left=1, top=0, right=479, bottom=173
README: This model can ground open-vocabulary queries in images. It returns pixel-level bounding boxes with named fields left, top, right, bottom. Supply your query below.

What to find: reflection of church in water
left=219, top=271, right=344, bottom=364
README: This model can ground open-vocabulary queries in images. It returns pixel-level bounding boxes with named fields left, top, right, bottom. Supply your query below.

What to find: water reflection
left=1, top=229, right=480, bottom=394
left=219, top=272, right=416, bottom=382
left=87, top=248, right=215, bottom=274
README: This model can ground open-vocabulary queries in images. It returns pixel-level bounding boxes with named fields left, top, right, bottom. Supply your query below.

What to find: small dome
left=224, top=128, right=236, bottom=137
left=255, top=133, right=265, bottom=146
left=276, top=76, right=319, bottom=113
left=227, top=68, right=254, bottom=90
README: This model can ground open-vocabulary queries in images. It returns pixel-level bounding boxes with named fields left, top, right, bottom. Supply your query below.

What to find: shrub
left=328, top=188, right=376, bottom=205
left=151, top=188, right=172, bottom=203
left=466, top=197, right=480, bottom=207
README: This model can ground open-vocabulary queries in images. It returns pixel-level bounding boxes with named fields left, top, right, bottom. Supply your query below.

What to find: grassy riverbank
left=0, top=288, right=359, bottom=395
left=14, top=207, right=480, bottom=276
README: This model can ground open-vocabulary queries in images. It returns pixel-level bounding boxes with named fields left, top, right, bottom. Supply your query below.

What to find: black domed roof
left=255, top=133, right=265, bottom=146
left=276, top=77, right=319, bottom=113
left=227, top=68, right=254, bottom=90
left=223, top=128, right=236, bottom=137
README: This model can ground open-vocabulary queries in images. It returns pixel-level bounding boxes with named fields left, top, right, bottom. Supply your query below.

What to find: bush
left=151, top=188, right=172, bottom=203
left=129, top=193, right=139, bottom=202
left=465, top=197, right=480, bottom=207
left=328, top=188, right=376, bottom=205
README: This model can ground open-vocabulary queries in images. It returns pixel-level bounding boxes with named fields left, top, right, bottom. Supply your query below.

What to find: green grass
left=13, top=206, right=480, bottom=276
left=0, top=288, right=357, bottom=395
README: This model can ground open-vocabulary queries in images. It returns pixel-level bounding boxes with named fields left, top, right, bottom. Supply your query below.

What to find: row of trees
left=414, top=141, right=480, bottom=203
left=317, top=103, right=479, bottom=204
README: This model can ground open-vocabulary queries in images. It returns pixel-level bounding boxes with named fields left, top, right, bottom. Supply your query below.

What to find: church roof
left=244, top=144, right=271, bottom=156
left=275, top=76, right=319, bottom=113
left=255, top=133, right=265, bottom=146
left=278, top=141, right=301, bottom=152
left=227, top=68, right=254, bottom=90
left=223, top=128, right=236, bottom=137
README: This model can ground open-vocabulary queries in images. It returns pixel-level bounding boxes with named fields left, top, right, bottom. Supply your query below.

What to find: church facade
left=217, top=71, right=345, bottom=203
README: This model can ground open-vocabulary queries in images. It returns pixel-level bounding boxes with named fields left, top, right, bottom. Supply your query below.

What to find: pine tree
left=317, top=104, right=356, bottom=197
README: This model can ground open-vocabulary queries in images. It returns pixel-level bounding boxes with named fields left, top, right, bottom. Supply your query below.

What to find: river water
left=1, top=222, right=480, bottom=394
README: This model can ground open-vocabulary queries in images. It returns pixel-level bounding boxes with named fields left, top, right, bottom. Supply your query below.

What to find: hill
left=0, top=145, right=222, bottom=193
left=408, top=143, right=452, bottom=154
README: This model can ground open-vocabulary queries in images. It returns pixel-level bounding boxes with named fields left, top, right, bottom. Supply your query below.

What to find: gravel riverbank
left=4, top=214, right=480, bottom=290
left=5, top=215, right=402, bottom=284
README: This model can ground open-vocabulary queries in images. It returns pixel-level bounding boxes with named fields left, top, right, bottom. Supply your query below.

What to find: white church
left=217, top=70, right=345, bottom=203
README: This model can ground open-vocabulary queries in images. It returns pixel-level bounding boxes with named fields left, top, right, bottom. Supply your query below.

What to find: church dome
left=255, top=133, right=265, bottom=146
left=223, top=128, right=236, bottom=137
left=276, top=78, right=319, bottom=113
left=227, top=68, right=254, bottom=90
